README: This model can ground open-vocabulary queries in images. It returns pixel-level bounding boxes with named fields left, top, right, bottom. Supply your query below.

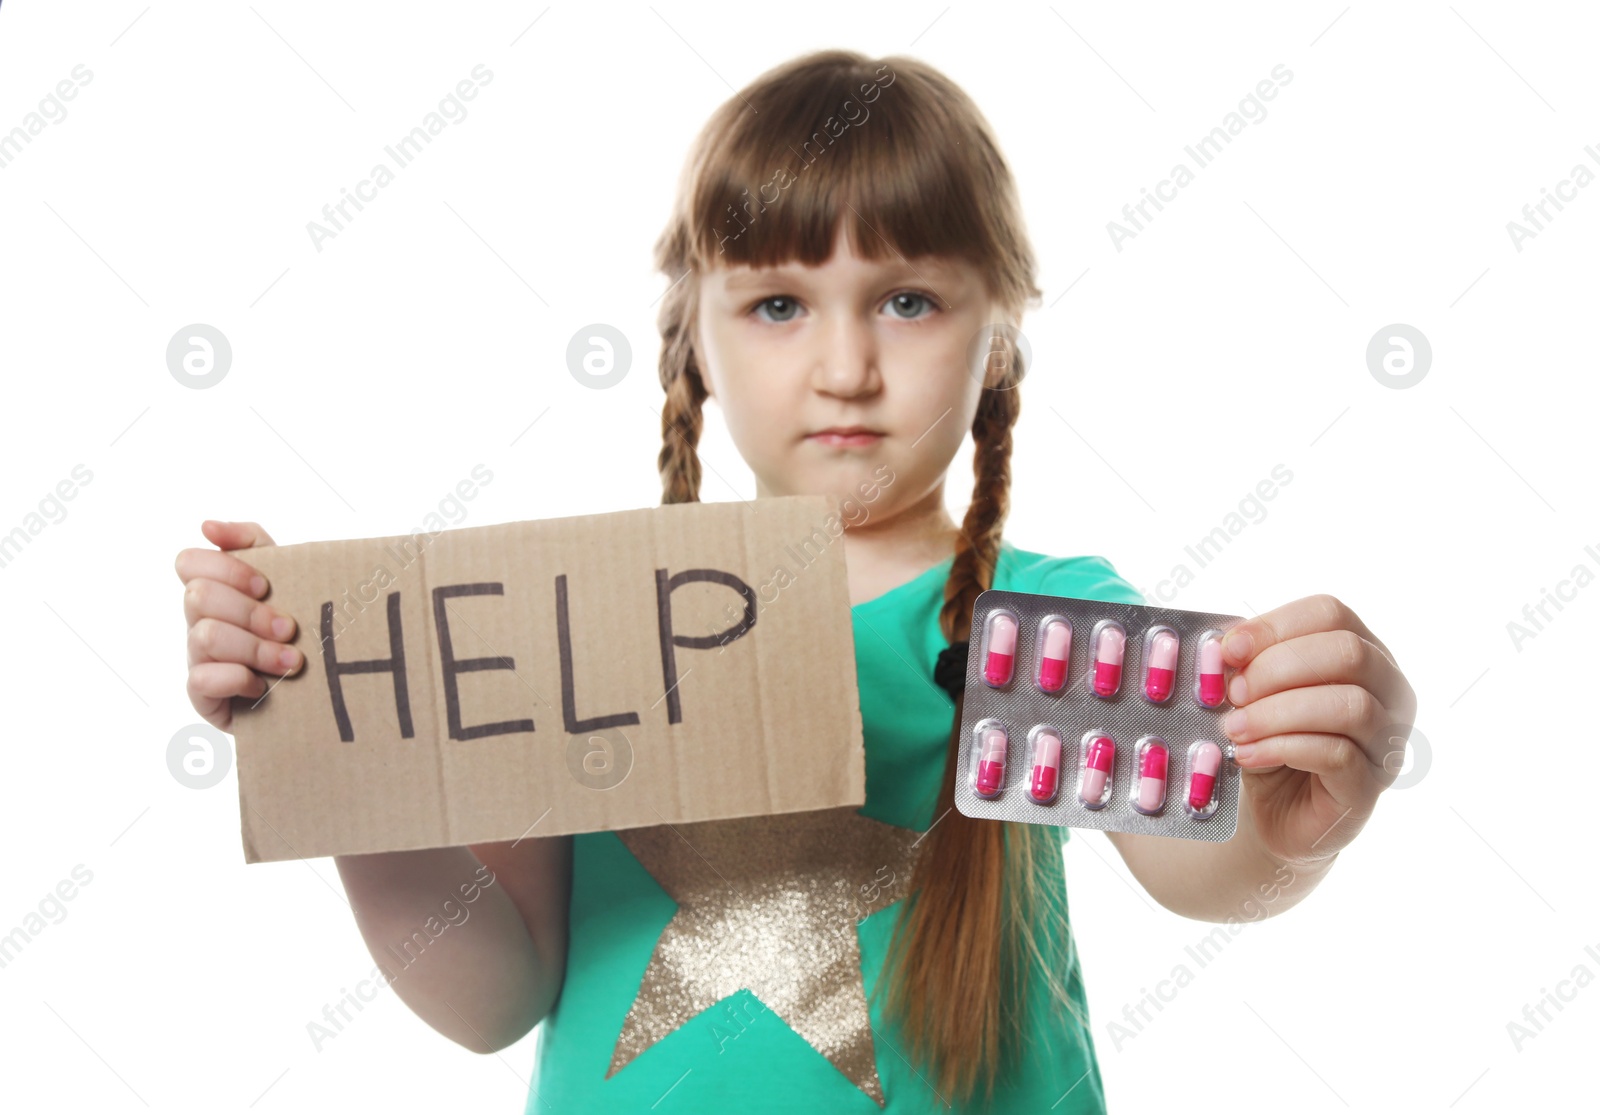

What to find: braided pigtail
left=655, top=227, right=708, bottom=508
left=879, top=338, right=1083, bottom=1106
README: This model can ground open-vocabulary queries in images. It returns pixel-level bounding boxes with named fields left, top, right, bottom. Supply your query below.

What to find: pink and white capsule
left=983, top=612, right=1017, bottom=686
left=1029, top=729, right=1062, bottom=802
left=1197, top=633, right=1226, bottom=708
left=1188, top=740, right=1222, bottom=812
left=975, top=727, right=1008, bottom=797
left=1037, top=619, right=1071, bottom=691
left=1091, top=624, right=1125, bottom=697
left=1135, top=740, right=1168, bottom=813
left=1143, top=630, right=1179, bottom=703
left=1079, top=734, right=1115, bottom=805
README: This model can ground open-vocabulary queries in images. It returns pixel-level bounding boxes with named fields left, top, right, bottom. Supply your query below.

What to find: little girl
left=177, top=49, right=1417, bottom=1113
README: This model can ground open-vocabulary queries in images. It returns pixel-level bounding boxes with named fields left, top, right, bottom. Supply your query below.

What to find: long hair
left=651, top=50, right=1081, bottom=1105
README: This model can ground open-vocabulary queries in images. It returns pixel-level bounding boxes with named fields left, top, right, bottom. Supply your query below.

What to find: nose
left=809, top=312, right=881, bottom=399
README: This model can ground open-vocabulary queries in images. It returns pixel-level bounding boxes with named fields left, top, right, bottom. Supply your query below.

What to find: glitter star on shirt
left=609, top=805, right=927, bottom=1106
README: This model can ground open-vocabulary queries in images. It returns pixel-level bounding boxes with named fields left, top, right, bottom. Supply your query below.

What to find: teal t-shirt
left=529, top=540, right=1145, bottom=1113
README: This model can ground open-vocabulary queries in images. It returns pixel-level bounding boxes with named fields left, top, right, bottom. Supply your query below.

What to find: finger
left=175, top=547, right=270, bottom=598
left=184, top=577, right=297, bottom=642
left=1223, top=683, right=1390, bottom=765
left=201, top=519, right=277, bottom=551
left=1222, top=593, right=1388, bottom=669
left=1228, top=629, right=1410, bottom=710
left=188, top=616, right=303, bottom=675
left=189, top=659, right=271, bottom=702
left=1232, top=731, right=1381, bottom=805
left=186, top=661, right=271, bottom=730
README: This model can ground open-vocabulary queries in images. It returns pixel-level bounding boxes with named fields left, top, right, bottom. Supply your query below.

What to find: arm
left=1106, top=793, right=1335, bottom=922
left=175, top=523, right=575, bottom=1053
left=1108, top=593, right=1416, bottom=923
left=333, top=833, right=572, bottom=1054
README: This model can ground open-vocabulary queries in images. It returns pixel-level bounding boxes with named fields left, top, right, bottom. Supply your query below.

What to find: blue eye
left=753, top=296, right=801, bottom=323
left=884, top=292, right=935, bottom=320
left=750, top=291, right=938, bottom=323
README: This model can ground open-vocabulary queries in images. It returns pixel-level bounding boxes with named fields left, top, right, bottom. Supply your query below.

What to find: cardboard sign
left=231, top=495, right=864, bottom=863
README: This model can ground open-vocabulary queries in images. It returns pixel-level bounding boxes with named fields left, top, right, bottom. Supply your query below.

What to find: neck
left=755, top=476, right=969, bottom=605
left=844, top=481, right=960, bottom=552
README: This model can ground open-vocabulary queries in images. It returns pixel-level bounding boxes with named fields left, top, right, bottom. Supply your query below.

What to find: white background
left=1, top=2, right=1594, bottom=1111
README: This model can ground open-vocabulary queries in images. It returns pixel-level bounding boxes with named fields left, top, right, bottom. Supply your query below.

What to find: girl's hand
left=1220, top=594, right=1418, bottom=866
left=174, top=520, right=302, bottom=732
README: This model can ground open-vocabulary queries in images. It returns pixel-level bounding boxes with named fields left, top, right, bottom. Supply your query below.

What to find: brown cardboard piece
left=231, top=495, right=864, bottom=863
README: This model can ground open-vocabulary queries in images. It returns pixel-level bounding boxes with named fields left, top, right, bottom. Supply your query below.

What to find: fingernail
left=271, top=616, right=293, bottom=639
left=1228, top=675, right=1248, bottom=705
left=1223, top=709, right=1247, bottom=740
left=251, top=575, right=268, bottom=596
left=279, top=648, right=299, bottom=670
left=1223, top=629, right=1253, bottom=661
left=1233, top=742, right=1257, bottom=764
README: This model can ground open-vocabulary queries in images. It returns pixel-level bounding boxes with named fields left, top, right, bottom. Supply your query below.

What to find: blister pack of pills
left=954, top=590, right=1246, bottom=842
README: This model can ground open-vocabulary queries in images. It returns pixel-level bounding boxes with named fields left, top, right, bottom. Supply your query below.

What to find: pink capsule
left=1197, top=634, right=1226, bottom=708
left=1037, top=619, right=1071, bottom=692
left=1136, top=740, right=1168, bottom=813
left=983, top=613, right=1017, bottom=686
left=1079, top=734, right=1115, bottom=805
left=975, top=727, right=1008, bottom=797
left=1143, top=630, right=1179, bottom=703
left=1188, top=740, right=1222, bottom=812
left=1091, top=624, right=1125, bottom=697
left=1029, top=729, right=1061, bottom=802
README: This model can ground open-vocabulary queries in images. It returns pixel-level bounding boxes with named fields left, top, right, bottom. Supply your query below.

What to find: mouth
left=806, top=426, right=885, bottom=447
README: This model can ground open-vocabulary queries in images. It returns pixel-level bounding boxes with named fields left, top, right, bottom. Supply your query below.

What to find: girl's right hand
left=175, top=520, right=303, bottom=732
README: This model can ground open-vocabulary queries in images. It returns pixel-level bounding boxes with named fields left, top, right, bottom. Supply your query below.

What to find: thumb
left=200, top=519, right=277, bottom=552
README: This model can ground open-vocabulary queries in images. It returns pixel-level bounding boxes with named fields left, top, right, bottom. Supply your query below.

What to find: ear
left=985, top=303, right=1024, bottom=391
left=691, top=319, right=714, bottom=401
left=981, top=305, right=1024, bottom=390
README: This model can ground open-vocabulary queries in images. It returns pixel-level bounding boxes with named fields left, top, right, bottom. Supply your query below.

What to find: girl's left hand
left=1220, top=594, right=1418, bottom=866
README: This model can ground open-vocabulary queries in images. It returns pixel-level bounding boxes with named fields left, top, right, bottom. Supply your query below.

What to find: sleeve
left=1035, top=554, right=1147, bottom=607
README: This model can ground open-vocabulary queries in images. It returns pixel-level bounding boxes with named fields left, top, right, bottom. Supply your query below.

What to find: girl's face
left=695, top=223, right=1015, bottom=523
